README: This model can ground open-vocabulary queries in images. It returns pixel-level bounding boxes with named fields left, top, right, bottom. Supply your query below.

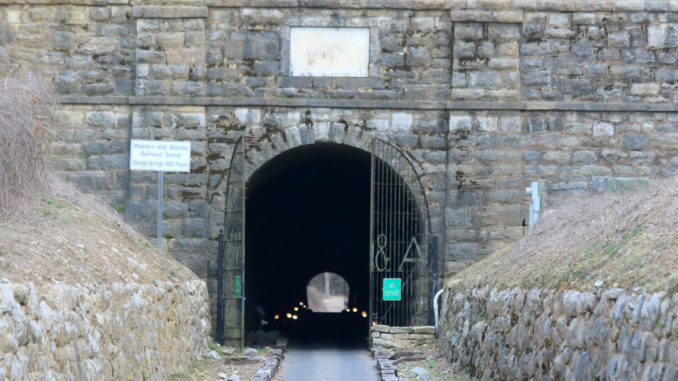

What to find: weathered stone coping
left=371, top=325, right=437, bottom=350
left=372, top=347, right=399, bottom=381
left=208, top=0, right=674, bottom=11
left=250, top=349, right=283, bottom=381
left=58, top=96, right=678, bottom=113
left=132, top=5, right=208, bottom=18
left=0, top=0, right=673, bottom=12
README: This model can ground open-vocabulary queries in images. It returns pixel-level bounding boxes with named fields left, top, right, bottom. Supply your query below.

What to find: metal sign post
left=130, top=139, right=191, bottom=250
left=525, top=180, right=545, bottom=230
left=157, top=171, right=163, bottom=250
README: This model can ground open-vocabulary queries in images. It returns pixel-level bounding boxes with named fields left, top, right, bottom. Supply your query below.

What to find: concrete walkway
left=280, top=345, right=380, bottom=381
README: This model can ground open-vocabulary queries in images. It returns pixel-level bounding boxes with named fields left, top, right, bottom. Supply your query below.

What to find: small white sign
left=130, top=139, right=191, bottom=172
left=290, top=27, right=369, bottom=77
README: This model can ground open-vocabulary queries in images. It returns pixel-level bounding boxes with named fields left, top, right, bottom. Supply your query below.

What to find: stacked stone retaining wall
left=371, top=325, right=437, bottom=349
left=441, top=286, right=678, bottom=380
left=0, top=280, right=210, bottom=380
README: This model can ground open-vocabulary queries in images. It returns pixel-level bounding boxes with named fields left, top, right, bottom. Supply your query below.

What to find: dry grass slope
left=449, top=176, right=678, bottom=293
left=0, top=177, right=196, bottom=285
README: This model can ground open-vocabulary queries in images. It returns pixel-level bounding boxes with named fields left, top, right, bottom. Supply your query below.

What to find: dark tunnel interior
left=245, top=143, right=372, bottom=345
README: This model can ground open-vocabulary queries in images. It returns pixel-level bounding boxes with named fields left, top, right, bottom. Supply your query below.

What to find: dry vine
left=0, top=67, right=56, bottom=218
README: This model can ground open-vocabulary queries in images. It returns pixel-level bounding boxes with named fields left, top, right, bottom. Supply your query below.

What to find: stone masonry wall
left=6, top=1, right=678, bottom=103
left=519, top=9, right=678, bottom=103
left=6, top=0, right=678, bottom=335
left=0, top=280, right=210, bottom=380
left=441, top=286, right=678, bottom=380
left=0, top=4, right=135, bottom=95
left=206, top=8, right=452, bottom=100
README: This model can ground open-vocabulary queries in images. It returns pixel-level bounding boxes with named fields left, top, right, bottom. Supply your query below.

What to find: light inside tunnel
left=306, top=272, right=349, bottom=313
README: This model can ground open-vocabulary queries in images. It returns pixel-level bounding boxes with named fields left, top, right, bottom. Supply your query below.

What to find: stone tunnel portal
left=245, top=143, right=372, bottom=344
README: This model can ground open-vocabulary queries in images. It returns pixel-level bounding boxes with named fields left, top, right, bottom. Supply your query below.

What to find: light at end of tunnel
left=286, top=313, right=292, bottom=319
left=352, top=307, right=358, bottom=312
left=274, top=314, right=279, bottom=320
left=292, top=315, right=298, bottom=320
left=361, top=311, right=367, bottom=318
left=294, top=306, right=299, bottom=311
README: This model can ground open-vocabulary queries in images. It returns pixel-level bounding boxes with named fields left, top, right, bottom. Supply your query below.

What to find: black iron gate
left=217, top=136, right=246, bottom=347
left=369, top=138, right=434, bottom=327
left=217, top=136, right=434, bottom=343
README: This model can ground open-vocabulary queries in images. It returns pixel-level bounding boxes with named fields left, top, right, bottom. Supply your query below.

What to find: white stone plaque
left=290, top=27, right=369, bottom=77
left=130, top=139, right=191, bottom=172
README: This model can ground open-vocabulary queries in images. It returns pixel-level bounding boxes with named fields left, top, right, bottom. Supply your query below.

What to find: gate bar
left=369, top=140, right=376, bottom=329
left=240, top=148, right=247, bottom=350
left=216, top=230, right=224, bottom=344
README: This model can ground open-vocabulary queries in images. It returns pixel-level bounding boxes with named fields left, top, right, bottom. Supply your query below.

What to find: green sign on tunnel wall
left=234, top=276, right=242, bottom=298
left=383, top=278, right=401, bottom=301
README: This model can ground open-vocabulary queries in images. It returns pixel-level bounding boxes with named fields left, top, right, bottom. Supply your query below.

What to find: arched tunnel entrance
left=245, top=143, right=371, bottom=345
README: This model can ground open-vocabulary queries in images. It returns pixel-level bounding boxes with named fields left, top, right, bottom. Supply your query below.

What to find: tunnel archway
left=236, top=140, right=432, bottom=345
left=244, top=143, right=371, bottom=344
